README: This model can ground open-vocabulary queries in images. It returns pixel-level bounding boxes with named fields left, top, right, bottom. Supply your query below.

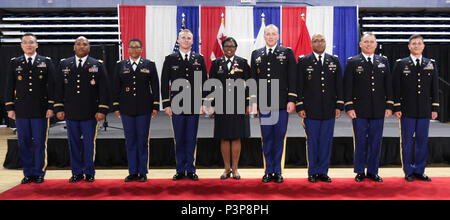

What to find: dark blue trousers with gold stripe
left=260, top=110, right=288, bottom=175
left=121, top=114, right=151, bottom=175
left=171, top=114, right=199, bottom=174
left=400, top=117, right=430, bottom=176
left=303, top=118, right=335, bottom=176
left=66, top=119, right=99, bottom=176
left=16, top=118, right=49, bottom=177
left=352, top=118, right=384, bottom=175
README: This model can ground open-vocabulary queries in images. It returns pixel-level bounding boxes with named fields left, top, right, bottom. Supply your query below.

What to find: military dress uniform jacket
left=296, top=53, right=344, bottom=120
left=344, top=54, right=394, bottom=119
left=112, top=58, right=160, bottom=116
left=161, top=52, right=208, bottom=115
left=54, top=56, right=110, bottom=121
left=4, top=54, right=56, bottom=118
left=250, top=46, right=297, bottom=110
left=392, top=57, right=439, bottom=118
left=209, top=56, right=251, bottom=112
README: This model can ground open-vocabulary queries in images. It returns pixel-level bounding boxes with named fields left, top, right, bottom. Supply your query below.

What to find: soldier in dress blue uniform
left=54, top=36, right=110, bottom=183
left=296, top=34, right=344, bottom=183
left=392, top=34, right=439, bottom=182
left=4, top=33, right=55, bottom=184
left=161, top=29, right=208, bottom=181
left=344, top=33, right=393, bottom=182
left=250, top=25, right=297, bottom=183
left=113, top=38, right=160, bottom=182
left=209, top=37, right=251, bottom=180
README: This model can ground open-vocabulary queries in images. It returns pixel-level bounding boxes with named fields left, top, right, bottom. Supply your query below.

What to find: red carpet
left=1, top=178, right=450, bottom=200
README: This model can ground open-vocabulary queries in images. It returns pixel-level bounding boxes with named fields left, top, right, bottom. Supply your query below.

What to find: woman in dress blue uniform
left=209, top=37, right=251, bottom=180
left=112, top=39, right=160, bottom=182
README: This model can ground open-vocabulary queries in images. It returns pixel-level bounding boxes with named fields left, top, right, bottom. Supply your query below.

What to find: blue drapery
left=333, top=6, right=358, bottom=71
left=177, top=6, right=199, bottom=53
left=253, top=6, right=281, bottom=44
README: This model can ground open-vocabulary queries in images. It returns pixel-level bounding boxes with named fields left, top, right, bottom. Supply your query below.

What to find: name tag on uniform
left=89, top=65, right=98, bottom=73
left=37, top=62, right=47, bottom=68
left=307, top=66, right=314, bottom=72
left=123, top=67, right=130, bottom=74
left=172, top=66, right=179, bottom=70
left=378, top=63, right=386, bottom=68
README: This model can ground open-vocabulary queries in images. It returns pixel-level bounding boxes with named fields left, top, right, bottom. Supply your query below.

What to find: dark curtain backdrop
left=378, top=43, right=450, bottom=123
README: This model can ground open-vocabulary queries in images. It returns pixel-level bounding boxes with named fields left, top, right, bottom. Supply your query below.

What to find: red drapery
left=200, top=6, right=226, bottom=71
left=281, top=6, right=307, bottom=52
left=293, top=16, right=312, bottom=58
left=119, top=6, right=147, bottom=59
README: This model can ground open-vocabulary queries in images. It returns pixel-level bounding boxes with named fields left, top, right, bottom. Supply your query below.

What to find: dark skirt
left=214, top=114, right=250, bottom=139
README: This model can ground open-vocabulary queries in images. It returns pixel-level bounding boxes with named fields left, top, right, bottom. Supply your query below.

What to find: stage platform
left=3, top=113, right=450, bottom=169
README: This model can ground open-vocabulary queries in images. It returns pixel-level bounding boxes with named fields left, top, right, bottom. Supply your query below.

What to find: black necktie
left=318, top=55, right=323, bottom=67
left=27, top=57, right=33, bottom=68
left=185, top=54, right=189, bottom=62
left=268, top=48, right=273, bottom=56
left=416, top=58, right=421, bottom=70
left=367, top=57, right=373, bottom=66
left=78, top=59, right=83, bottom=69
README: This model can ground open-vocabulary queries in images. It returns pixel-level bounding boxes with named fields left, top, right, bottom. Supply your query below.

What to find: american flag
left=172, top=13, right=186, bottom=53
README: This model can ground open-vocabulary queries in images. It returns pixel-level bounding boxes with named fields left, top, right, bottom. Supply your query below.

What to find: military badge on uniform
left=141, top=68, right=150, bottom=73
left=308, top=74, right=312, bottom=80
left=356, top=66, right=364, bottom=73
left=17, top=75, right=23, bottom=81
left=89, top=65, right=98, bottom=73
left=424, top=62, right=434, bottom=70
left=255, top=57, right=262, bottom=64
left=39, top=75, right=43, bottom=79
left=377, top=63, right=386, bottom=68
left=125, top=87, right=130, bottom=92
left=16, top=66, right=23, bottom=72
left=63, top=67, right=70, bottom=74
left=90, top=79, right=96, bottom=85
left=37, top=62, right=47, bottom=68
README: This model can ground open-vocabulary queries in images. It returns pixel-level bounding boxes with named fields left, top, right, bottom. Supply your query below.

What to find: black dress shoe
left=405, top=174, right=415, bottom=182
left=85, top=175, right=95, bottom=182
left=125, top=174, right=139, bottom=182
left=69, top=174, right=84, bottom=183
left=273, top=173, right=284, bottom=183
left=262, top=174, right=272, bottom=183
left=308, top=174, right=318, bottom=183
left=367, top=173, right=383, bottom=182
left=21, top=176, right=34, bottom=184
left=138, top=174, right=147, bottom=182
left=187, top=173, right=199, bottom=181
left=173, top=172, right=185, bottom=181
left=34, top=176, right=45, bottom=184
left=232, top=172, right=241, bottom=180
left=220, top=171, right=232, bottom=180
left=318, top=174, right=332, bottom=183
left=355, top=173, right=365, bottom=182
left=414, top=173, right=431, bottom=181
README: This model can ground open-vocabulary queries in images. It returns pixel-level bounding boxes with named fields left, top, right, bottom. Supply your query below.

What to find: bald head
left=311, top=34, right=326, bottom=54
left=264, top=24, right=280, bottom=47
left=74, top=36, right=90, bottom=58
